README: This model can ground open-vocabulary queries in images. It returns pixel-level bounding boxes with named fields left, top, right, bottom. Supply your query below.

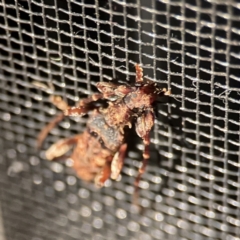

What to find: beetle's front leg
left=37, top=96, right=92, bottom=148
left=37, top=90, right=100, bottom=148
left=77, top=93, right=103, bottom=107
left=65, top=93, right=105, bottom=116
left=64, top=105, right=97, bottom=116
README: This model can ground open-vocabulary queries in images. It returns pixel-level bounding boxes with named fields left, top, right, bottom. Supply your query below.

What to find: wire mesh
left=0, top=0, right=240, bottom=240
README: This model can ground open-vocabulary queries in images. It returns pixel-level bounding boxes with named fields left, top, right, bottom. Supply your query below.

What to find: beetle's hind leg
left=94, top=162, right=112, bottom=187
left=45, top=134, right=81, bottom=160
left=111, top=143, right=127, bottom=180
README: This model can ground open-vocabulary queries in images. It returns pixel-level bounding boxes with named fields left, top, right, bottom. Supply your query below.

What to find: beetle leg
left=94, top=162, right=111, bottom=187
left=133, top=135, right=150, bottom=205
left=111, top=143, right=127, bottom=180
left=33, top=83, right=68, bottom=148
left=134, top=110, right=154, bottom=205
left=65, top=93, right=104, bottom=116
left=39, top=95, right=101, bottom=146
left=32, top=81, right=69, bottom=111
left=37, top=113, right=65, bottom=149
left=77, top=93, right=103, bottom=106
left=135, top=64, right=143, bottom=83
left=64, top=105, right=96, bottom=117
left=45, top=134, right=81, bottom=160
left=50, top=95, right=69, bottom=111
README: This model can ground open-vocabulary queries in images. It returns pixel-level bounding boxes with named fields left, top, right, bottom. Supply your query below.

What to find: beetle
left=37, top=64, right=170, bottom=203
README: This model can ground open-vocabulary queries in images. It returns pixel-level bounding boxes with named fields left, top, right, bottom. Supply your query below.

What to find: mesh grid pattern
left=0, top=0, right=240, bottom=240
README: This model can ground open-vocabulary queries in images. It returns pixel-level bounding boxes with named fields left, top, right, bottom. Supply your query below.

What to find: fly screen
left=0, top=1, right=239, bottom=240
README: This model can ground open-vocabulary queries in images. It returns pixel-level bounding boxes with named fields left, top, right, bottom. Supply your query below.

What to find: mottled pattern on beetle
left=124, top=87, right=155, bottom=110
left=72, top=131, right=113, bottom=182
left=37, top=64, right=171, bottom=200
left=87, top=111, right=124, bottom=152
left=104, top=102, right=132, bottom=127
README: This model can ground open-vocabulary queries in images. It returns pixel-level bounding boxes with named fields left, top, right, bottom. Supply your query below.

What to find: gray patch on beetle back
left=88, top=114, right=124, bottom=152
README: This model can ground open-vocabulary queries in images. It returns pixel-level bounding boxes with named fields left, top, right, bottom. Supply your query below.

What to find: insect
left=37, top=64, right=170, bottom=204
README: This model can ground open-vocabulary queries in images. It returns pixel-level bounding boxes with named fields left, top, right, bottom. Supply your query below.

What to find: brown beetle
left=37, top=64, right=170, bottom=203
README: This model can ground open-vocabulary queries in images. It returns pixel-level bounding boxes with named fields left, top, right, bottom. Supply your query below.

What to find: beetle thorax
left=124, top=90, right=155, bottom=110
left=104, top=102, right=131, bottom=127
